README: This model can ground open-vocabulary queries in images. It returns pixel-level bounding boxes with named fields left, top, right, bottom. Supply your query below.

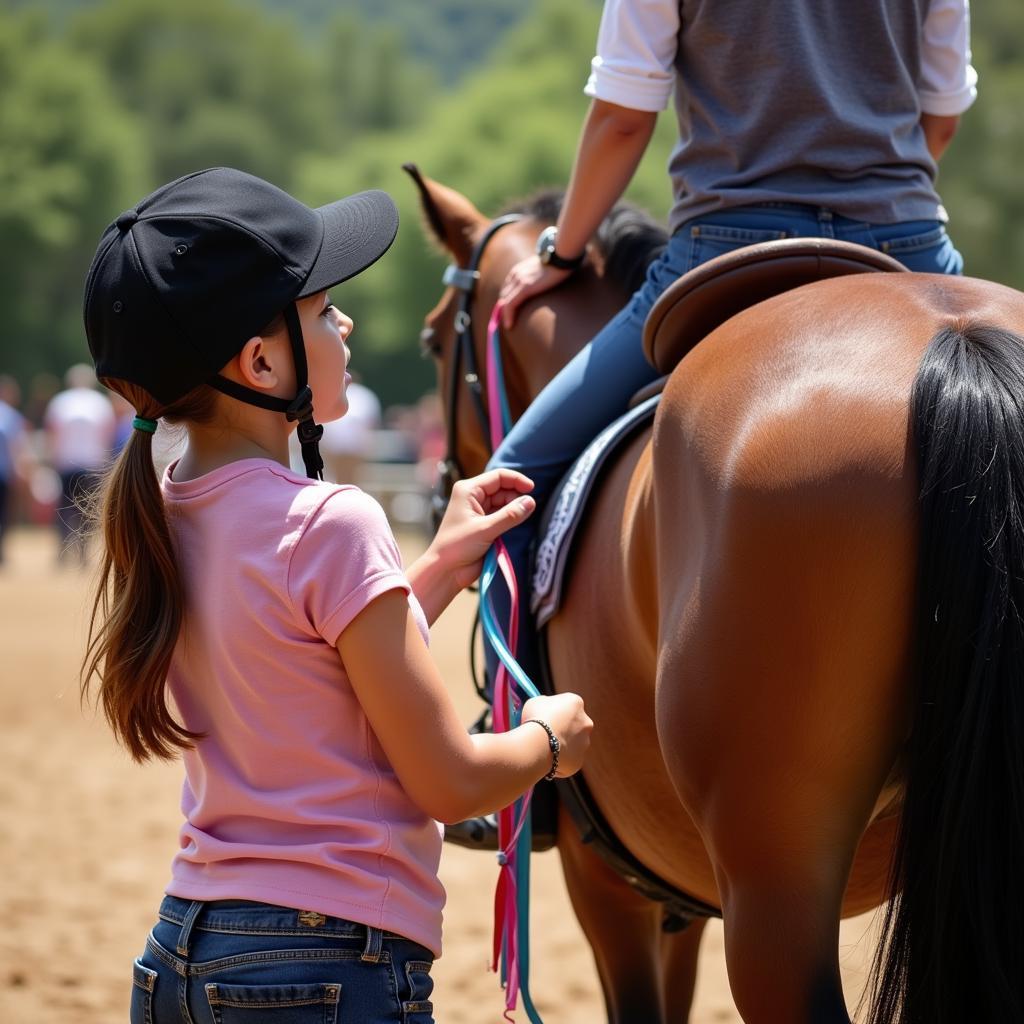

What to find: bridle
left=429, top=213, right=523, bottom=528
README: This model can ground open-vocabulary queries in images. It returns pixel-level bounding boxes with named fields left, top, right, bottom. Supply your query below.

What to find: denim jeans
left=130, top=896, right=435, bottom=1024
left=485, top=204, right=963, bottom=676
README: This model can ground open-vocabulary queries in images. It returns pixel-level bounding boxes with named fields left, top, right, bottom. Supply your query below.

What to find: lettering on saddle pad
left=532, top=395, right=659, bottom=628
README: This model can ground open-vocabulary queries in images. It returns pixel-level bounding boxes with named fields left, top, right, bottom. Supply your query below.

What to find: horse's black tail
left=868, top=323, right=1024, bottom=1023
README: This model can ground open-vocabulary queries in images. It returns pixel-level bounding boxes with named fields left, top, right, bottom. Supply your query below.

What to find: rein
left=480, top=305, right=544, bottom=1024
left=438, top=217, right=546, bottom=1021
left=432, top=213, right=523, bottom=529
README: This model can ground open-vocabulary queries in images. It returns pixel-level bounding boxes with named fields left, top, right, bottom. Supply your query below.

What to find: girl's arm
left=337, top=589, right=592, bottom=824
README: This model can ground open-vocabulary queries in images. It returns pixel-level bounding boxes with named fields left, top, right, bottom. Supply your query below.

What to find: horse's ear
left=402, top=163, right=486, bottom=266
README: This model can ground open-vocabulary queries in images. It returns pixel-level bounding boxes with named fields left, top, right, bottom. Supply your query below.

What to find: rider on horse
left=456, top=0, right=977, bottom=845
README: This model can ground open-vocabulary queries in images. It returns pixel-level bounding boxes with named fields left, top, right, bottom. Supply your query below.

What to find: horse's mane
left=501, top=190, right=669, bottom=297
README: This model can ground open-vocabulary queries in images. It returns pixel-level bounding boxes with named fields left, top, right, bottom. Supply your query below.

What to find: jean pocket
left=401, top=960, right=434, bottom=1023
left=872, top=225, right=945, bottom=255
left=130, top=959, right=158, bottom=1024
left=868, top=225, right=962, bottom=273
left=687, top=224, right=789, bottom=272
left=204, top=981, right=341, bottom=1023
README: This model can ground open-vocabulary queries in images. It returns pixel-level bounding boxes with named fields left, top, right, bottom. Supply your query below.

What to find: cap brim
left=298, top=189, right=399, bottom=297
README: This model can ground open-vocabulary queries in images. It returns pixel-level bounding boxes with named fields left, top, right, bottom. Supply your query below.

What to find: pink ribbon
left=485, top=303, right=532, bottom=1018
left=486, top=304, right=506, bottom=452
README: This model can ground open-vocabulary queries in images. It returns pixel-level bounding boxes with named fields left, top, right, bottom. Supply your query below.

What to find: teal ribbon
left=132, top=416, right=158, bottom=434
left=480, top=547, right=545, bottom=1024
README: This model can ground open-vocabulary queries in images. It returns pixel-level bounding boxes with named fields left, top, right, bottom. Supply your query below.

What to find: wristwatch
left=535, top=226, right=585, bottom=272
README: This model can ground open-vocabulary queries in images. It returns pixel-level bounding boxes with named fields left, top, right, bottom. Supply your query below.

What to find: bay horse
left=405, top=167, right=1024, bottom=1024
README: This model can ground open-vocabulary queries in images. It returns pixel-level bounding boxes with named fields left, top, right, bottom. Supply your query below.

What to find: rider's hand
left=429, top=470, right=535, bottom=590
left=521, top=693, right=593, bottom=779
left=500, top=254, right=573, bottom=330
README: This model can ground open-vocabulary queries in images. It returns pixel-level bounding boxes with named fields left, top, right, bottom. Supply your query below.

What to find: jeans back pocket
left=400, top=959, right=434, bottom=1023
left=688, top=224, right=789, bottom=272
left=130, top=959, right=158, bottom=1024
left=205, top=981, right=341, bottom=1024
left=868, top=224, right=963, bottom=274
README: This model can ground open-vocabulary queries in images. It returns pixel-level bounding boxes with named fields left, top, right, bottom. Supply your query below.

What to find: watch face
left=536, top=225, right=558, bottom=262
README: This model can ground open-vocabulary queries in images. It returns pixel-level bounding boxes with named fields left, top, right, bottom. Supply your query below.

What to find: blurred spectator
left=44, top=364, right=115, bottom=565
left=108, top=390, right=136, bottom=454
left=381, top=404, right=422, bottom=462
left=415, top=392, right=445, bottom=489
left=319, top=373, right=382, bottom=485
left=0, top=375, right=29, bottom=565
left=25, top=372, right=60, bottom=429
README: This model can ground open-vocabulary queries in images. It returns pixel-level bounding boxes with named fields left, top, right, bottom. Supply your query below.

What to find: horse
left=404, top=166, right=1024, bottom=1024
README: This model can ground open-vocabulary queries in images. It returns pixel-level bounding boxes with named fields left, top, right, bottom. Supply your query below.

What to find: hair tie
left=132, top=416, right=158, bottom=434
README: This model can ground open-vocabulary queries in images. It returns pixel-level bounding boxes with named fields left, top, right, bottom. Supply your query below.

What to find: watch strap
left=546, top=247, right=585, bottom=272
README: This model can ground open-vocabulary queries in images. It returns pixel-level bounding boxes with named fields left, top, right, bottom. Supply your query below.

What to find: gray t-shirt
left=585, top=0, right=978, bottom=230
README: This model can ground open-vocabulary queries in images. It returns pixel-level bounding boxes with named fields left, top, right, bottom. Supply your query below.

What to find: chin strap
left=208, top=301, right=325, bottom=480
left=286, top=383, right=325, bottom=481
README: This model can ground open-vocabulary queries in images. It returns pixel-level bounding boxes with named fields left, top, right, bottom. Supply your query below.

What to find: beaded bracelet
left=525, top=718, right=560, bottom=781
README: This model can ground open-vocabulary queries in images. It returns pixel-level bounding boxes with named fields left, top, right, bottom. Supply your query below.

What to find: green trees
left=938, top=2, right=1024, bottom=285
left=68, top=0, right=329, bottom=191
left=0, top=10, right=146, bottom=381
left=1, top=0, right=1022, bottom=406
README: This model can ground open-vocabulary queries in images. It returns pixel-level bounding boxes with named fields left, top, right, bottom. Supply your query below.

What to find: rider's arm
left=555, top=0, right=680, bottom=259
left=551, top=101, right=658, bottom=266
left=337, top=590, right=591, bottom=823
left=500, top=0, right=677, bottom=325
left=917, top=0, right=977, bottom=160
left=920, top=114, right=961, bottom=162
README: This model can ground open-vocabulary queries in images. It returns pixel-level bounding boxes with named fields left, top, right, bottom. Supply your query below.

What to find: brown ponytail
left=81, top=381, right=217, bottom=762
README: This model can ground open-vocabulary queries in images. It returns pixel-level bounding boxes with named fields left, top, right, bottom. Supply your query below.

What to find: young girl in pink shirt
left=81, top=167, right=592, bottom=1024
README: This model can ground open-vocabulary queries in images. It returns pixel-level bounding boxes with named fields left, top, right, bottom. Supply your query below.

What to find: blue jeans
left=486, top=204, right=963, bottom=672
left=131, top=896, right=435, bottom=1024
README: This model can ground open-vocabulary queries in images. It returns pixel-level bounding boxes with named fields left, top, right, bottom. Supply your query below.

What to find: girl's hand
left=431, top=469, right=536, bottom=591
left=521, top=693, right=593, bottom=779
left=499, top=255, right=572, bottom=330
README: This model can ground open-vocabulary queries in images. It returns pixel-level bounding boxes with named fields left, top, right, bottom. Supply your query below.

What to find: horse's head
left=404, top=164, right=666, bottom=494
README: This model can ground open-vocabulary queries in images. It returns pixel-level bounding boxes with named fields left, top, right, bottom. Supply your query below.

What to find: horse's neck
left=501, top=270, right=633, bottom=415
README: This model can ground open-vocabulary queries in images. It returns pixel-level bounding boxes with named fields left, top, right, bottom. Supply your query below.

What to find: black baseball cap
left=84, top=166, right=399, bottom=408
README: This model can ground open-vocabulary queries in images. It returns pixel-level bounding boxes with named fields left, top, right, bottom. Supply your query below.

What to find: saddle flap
left=642, top=237, right=907, bottom=376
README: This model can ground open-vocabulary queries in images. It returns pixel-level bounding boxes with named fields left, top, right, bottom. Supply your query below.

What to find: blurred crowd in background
left=0, top=365, right=445, bottom=568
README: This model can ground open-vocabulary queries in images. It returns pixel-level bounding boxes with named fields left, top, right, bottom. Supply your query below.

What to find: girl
left=81, top=167, right=592, bottom=1024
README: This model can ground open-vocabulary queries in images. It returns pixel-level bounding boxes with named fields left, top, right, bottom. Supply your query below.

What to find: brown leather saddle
left=630, top=237, right=907, bottom=408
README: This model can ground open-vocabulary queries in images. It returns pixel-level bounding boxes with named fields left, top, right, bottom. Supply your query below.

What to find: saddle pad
left=532, top=394, right=660, bottom=628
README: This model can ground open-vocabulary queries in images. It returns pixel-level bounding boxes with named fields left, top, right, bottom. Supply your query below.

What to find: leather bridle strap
left=433, top=213, right=523, bottom=524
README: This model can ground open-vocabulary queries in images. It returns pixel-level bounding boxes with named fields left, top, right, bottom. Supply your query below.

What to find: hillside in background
left=263, top=0, right=529, bottom=85
left=1, top=0, right=1021, bottom=408
left=11, top=0, right=536, bottom=86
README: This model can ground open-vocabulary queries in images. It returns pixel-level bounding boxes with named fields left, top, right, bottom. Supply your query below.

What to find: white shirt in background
left=44, top=388, right=116, bottom=472
left=319, top=382, right=383, bottom=458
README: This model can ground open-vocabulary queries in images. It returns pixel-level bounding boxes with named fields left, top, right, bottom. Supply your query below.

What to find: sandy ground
left=0, top=525, right=881, bottom=1023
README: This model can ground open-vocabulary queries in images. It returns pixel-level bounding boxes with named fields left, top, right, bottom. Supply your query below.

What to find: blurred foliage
left=0, top=8, right=147, bottom=384
left=296, top=0, right=680, bottom=402
left=264, top=0, right=527, bottom=87
left=0, top=0, right=1022, bottom=408
left=938, top=4, right=1024, bottom=286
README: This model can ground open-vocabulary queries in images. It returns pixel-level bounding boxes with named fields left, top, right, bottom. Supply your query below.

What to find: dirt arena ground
left=0, top=525, right=881, bottom=1022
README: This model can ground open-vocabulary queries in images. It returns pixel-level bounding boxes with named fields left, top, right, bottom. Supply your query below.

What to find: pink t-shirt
left=160, top=457, right=445, bottom=955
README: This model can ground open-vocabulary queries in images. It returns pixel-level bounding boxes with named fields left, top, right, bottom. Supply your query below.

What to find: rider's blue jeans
left=485, top=204, right=963, bottom=678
